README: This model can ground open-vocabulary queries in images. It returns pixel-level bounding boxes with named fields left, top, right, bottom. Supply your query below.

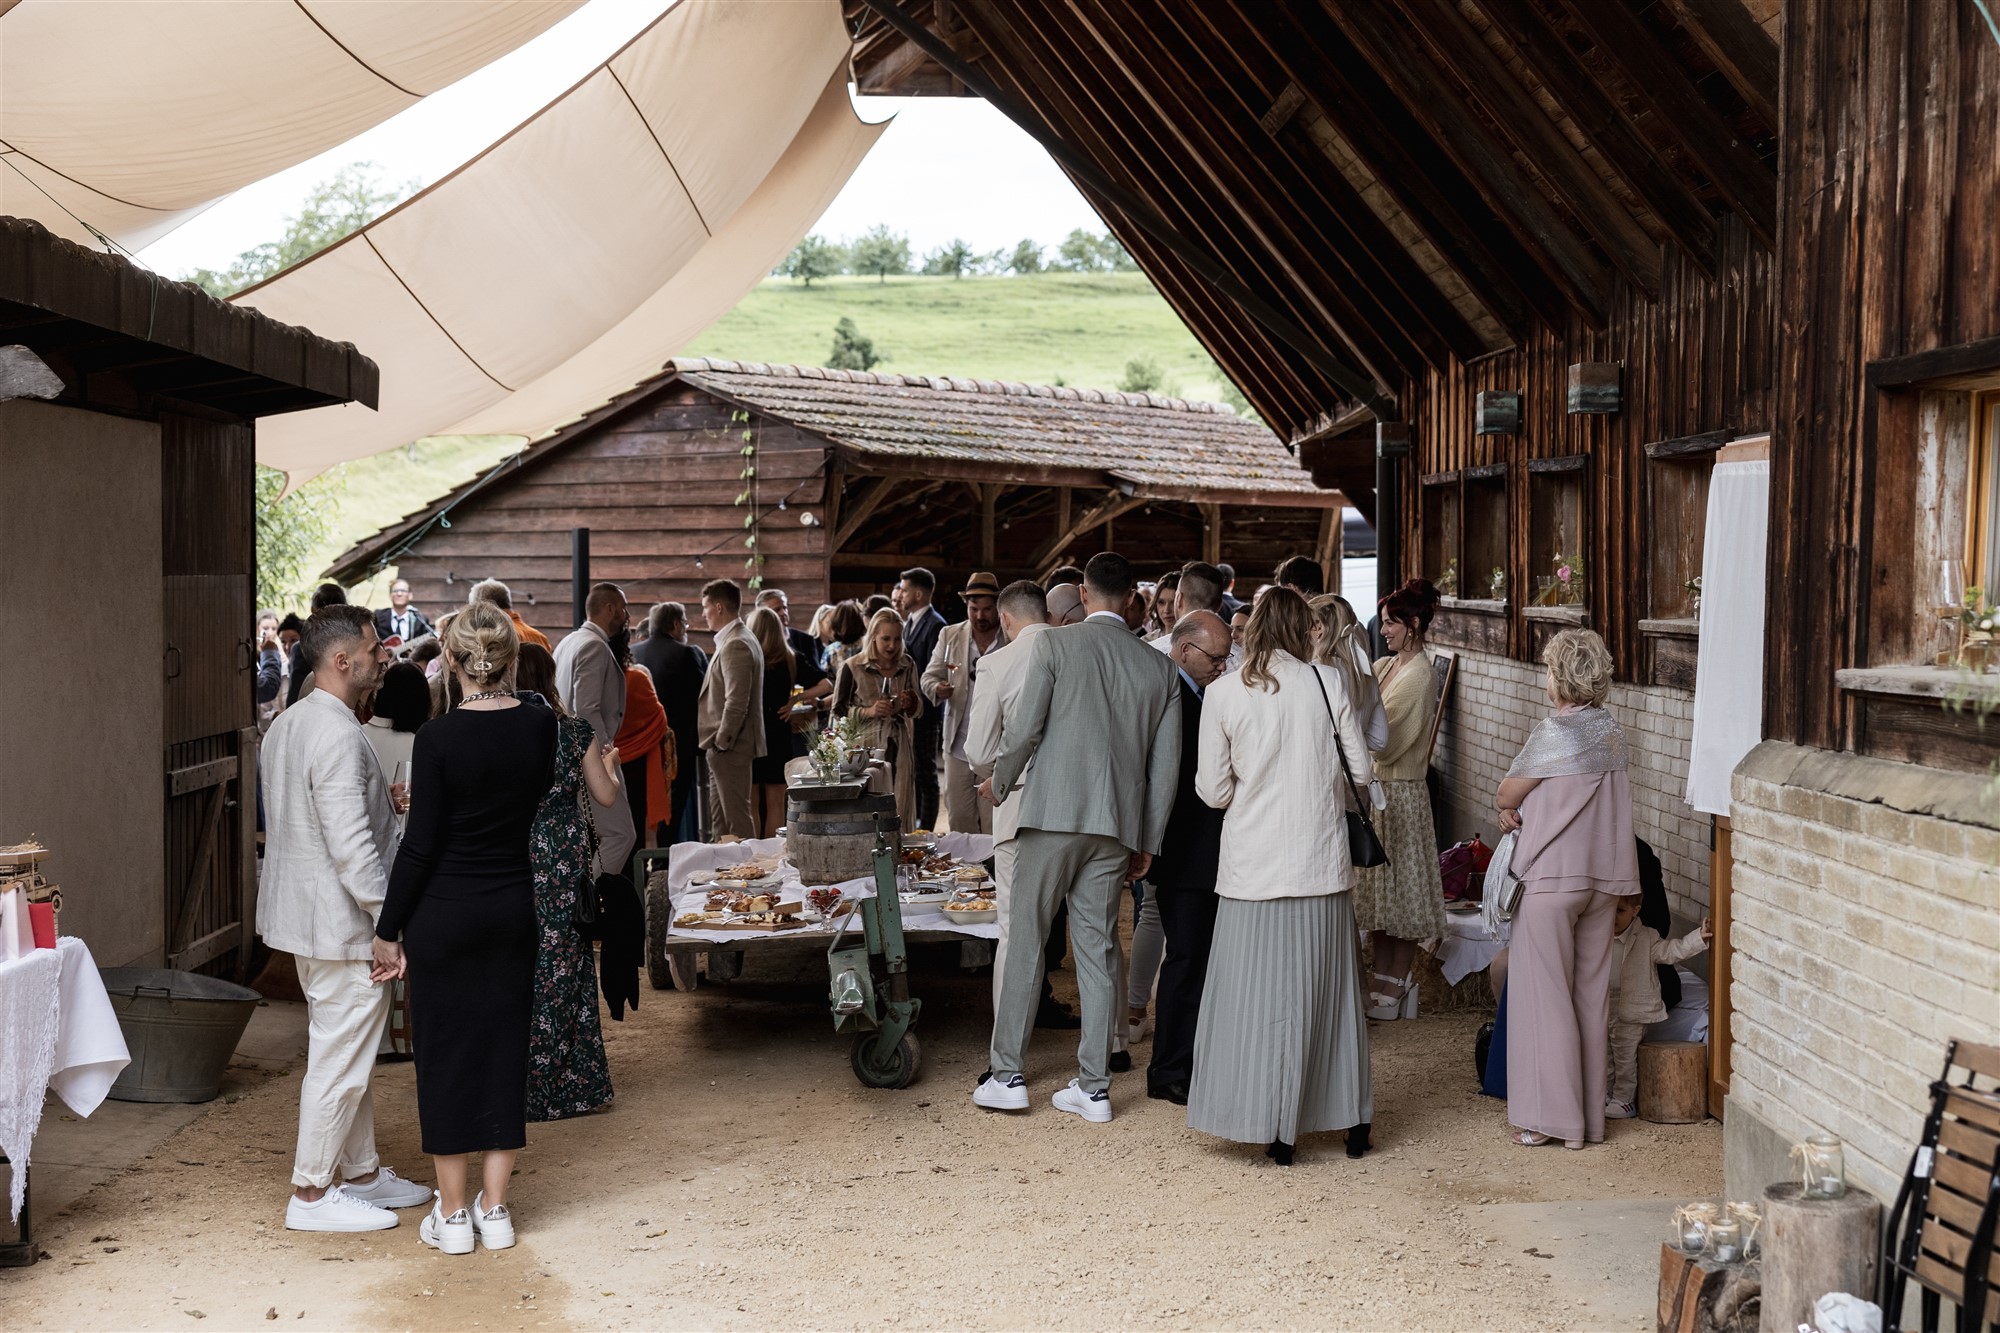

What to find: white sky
left=136, top=0, right=1104, bottom=280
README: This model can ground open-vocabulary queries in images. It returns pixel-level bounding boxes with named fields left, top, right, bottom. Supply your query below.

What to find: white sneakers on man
left=420, top=1194, right=475, bottom=1255
left=340, top=1166, right=433, bottom=1210
left=1052, top=1078, right=1113, bottom=1123
left=472, top=1192, right=516, bottom=1250
left=285, top=1185, right=398, bottom=1232
left=973, top=1071, right=1030, bottom=1111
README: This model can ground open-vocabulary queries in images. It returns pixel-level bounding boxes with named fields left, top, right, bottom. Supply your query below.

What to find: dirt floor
left=7, top=927, right=1721, bottom=1332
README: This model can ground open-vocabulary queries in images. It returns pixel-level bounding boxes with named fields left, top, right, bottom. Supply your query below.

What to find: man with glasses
left=1145, top=610, right=1234, bottom=1105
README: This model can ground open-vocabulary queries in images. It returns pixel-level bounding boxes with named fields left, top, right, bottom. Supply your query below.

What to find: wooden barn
left=0, top=215, right=376, bottom=974
left=841, top=0, right=2000, bottom=1213
left=324, top=358, right=1345, bottom=638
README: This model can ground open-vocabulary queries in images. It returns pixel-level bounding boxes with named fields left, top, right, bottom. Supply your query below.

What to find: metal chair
left=1882, top=1038, right=2000, bottom=1332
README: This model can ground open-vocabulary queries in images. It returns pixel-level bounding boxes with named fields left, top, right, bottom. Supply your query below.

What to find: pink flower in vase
left=1557, top=564, right=1573, bottom=585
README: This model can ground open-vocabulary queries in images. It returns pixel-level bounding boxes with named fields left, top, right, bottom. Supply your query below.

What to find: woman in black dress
left=748, top=606, right=798, bottom=837
left=374, top=603, right=556, bottom=1256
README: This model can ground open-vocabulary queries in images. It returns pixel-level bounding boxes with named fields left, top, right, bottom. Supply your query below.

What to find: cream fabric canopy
left=0, top=0, right=580, bottom=249
left=239, top=0, right=882, bottom=480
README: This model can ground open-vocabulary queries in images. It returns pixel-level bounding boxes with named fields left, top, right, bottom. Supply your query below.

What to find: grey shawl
left=1505, top=705, right=1628, bottom=779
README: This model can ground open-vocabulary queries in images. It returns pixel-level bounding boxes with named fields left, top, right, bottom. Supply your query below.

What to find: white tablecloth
left=662, top=834, right=1000, bottom=943
left=0, top=937, right=130, bottom=1220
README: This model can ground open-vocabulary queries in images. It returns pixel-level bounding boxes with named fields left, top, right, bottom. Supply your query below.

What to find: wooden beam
left=979, top=484, right=998, bottom=567
left=1056, top=486, right=1072, bottom=539
left=1471, top=0, right=1718, bottom=273
left=1547, top=0, right=1776, bottom=246
left=968, top=0, right=1412, bottom=387
left=1102, top=0, right=1490, bottom=363
left=1315, top=0, right=1613, bottom=323
left=1656, top=0, right=1780, bottom=131
left=832, top=475, right=893, bottom=548
left=1202, top=503, right=1223, bottom=565
left=1031, top=488, right=1145, bottom=568
left=1316, top=505, right=1339, bottom=580
left=1389, top=0, right=1663, bottom=296
left=1223, top=0, right=1568, bottom=335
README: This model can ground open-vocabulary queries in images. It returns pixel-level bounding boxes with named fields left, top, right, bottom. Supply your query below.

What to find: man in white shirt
left=921, top=572, right=1007, bottom=835
left=259, top=606, right=432, bottom=1232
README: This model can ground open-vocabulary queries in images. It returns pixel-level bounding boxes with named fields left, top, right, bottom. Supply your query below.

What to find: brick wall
left=1726, top=741, right=2000, bottom=1200
left=1431, top=646, right=1712, bottom=921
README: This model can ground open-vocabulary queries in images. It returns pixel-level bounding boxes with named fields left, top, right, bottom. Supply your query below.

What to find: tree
left=188, top=164, right=410, bottom=299
left=255, top=463, right=345, bottom=609
left=921, top=238, right=977, bottom=279
left=1101, top=233, right=1139, bottom=271
left=1057, top=227, right=1107, bottom=272
left=848, top=225, right=911, bottom=284
left=827, top=317, right=884, bottom=371
left=1009, top=238, right=1044, bottom=274
left=1118, top=355, right=1164, bottom=394
left=777, top=234, right=844, bottom=287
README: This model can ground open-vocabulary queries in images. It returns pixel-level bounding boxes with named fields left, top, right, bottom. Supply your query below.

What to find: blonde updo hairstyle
left=1542, top=627, right=1613, bottom=708
left=442, top=600, right=519, bottom=692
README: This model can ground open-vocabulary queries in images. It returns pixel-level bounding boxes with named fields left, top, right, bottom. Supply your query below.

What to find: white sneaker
left=1604, top=1099, right=1638, bottom=1120
left=1052, top=1078, right=1113, bottom=1124
left=973, top=1071, right=1030, bottom=1111
left=1126, top=1015, right=1154, bottom=1044
left=419, top=1195, right=474, bottom=1255
left=285, top=1185, right=398, bottom=1233
left=472, top=1191, right=515, bottom=1250
left=341, top=1166, right=431, bottom=1210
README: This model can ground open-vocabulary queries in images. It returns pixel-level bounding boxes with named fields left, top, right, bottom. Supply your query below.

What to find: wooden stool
left=1640, top=1040, right=1709, bottom=1123
left=1759, top=1182, right=1878, bottom=1333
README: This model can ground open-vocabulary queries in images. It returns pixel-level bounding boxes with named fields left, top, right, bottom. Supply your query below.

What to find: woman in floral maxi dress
left=518, top=645, right=619, bottom=1120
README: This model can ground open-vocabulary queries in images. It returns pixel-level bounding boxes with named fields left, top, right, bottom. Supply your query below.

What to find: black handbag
left=575, top=785, right=603, bottom=932
left=1309, top=665, right=1390, bottom=869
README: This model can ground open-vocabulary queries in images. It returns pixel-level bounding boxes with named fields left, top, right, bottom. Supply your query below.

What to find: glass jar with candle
left=1801, top=1133, right=1846, bottom=1198
left=1707, top=1219, right=1743, bottom=1263
left=1671, top=1201, right=1720, bottom=1255
left=1725, top=1202, right=1762, bottom=1259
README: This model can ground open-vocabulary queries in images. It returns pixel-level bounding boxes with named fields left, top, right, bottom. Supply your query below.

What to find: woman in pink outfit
left=1494, top=629, right=1639, bottom=1149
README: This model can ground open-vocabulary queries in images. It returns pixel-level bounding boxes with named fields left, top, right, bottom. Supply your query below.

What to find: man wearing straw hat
left=921, top=571, right=1008, bottom=836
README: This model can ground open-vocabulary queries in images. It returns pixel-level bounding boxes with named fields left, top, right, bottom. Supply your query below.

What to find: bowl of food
left=941, top=895, right=997, bottom=925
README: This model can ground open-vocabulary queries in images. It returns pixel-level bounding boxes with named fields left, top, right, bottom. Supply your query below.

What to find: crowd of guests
left=253, top=538, right=1699, bottom=1254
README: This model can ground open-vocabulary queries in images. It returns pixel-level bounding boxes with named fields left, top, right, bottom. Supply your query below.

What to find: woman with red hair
left=1354, top=579, right=1447, bottom=1020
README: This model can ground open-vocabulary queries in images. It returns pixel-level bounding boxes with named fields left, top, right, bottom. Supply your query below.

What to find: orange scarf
left=616, top=665, right=674, bottom=818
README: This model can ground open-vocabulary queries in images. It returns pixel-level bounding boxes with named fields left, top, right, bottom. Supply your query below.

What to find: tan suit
left=698, top=618, right=765, bottom=838
left=921, top=619, right=1006, bottom=835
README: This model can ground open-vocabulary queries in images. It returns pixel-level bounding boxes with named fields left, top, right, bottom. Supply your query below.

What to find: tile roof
left=669, top=358, right=1323, bottom=497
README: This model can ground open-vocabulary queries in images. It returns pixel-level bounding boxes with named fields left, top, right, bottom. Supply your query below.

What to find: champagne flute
left=391, top=760, right=412, bottom=818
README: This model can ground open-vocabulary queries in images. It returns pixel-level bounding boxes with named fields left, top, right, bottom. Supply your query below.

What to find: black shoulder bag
left=1309, top=665, right=1390, bottom=869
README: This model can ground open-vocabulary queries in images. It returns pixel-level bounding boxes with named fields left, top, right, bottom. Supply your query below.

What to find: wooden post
left=1757, top=1184, right=1879, bottom=1333
left=1316, top=505, right=1339, bottom=581
left=1201, top=503, right=1223, bottom=564
left=979, top=485, right=997, bottom=568
left=571, top=526, right=590, bottom=626
left=1056, top=486, right=1072, bottom=541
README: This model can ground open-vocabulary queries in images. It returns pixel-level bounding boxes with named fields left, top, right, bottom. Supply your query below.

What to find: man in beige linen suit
left=966, top=579, right=1050, bottom=1002
left=922, top=571, right=1007, bottom=835
left=258, top=606, right=433, bottom=1232
left=977, top=553, right=1180, bottom=1123
left=553, top=582, right=632, bottom=875
left=697, top=577, right=766, bottom=839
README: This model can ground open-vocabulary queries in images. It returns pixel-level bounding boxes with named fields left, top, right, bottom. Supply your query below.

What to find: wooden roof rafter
left=953, top=0, right=1416, bottom=388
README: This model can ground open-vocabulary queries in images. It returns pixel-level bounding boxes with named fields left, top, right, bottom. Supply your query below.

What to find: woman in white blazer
left=1190, top=586, right=1376, bottom=1167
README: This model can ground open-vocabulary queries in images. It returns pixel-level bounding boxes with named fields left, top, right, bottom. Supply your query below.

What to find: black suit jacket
left=634, top=635, right=708, bottom=777
left=904, top=605, right=947, bottom=728
left=1151, top=675, right=1224, bottom=892
left=374, top=606, right=433, bottom=643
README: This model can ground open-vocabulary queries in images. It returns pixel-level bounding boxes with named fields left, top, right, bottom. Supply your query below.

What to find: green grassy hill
left=310, top=271, right=1224, bottom=603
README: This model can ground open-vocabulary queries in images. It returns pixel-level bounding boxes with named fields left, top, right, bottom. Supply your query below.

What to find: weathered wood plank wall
left=1406, top=217, right=1774, bottom=678
left=1768, top=0, right=2000, bottom=751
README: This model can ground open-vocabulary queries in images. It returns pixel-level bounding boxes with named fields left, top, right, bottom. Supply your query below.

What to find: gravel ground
left=8, top=929, right=1721, bottom=1331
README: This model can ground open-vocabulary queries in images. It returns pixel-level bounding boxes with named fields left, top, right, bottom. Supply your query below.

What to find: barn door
left=160, top=415, right=257, bottom=978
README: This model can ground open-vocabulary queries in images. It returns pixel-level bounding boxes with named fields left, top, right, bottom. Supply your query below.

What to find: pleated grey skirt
left=1187, top=892, right=1374, bottom=1145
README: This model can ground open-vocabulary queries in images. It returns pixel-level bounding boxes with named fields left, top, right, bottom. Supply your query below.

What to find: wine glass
left=391, top=760, right=412, bottom=818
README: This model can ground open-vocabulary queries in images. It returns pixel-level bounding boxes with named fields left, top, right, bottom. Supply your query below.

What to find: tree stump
left=1659, top=1244, right=1761, bottom=1333
left=1757, top=1183, right=1880, bottom=1333
left=1640, top=1040, right=1709, bottom=1122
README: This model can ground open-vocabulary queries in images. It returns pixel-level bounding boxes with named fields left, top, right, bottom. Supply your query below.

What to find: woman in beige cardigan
left=1353, top=579, right=1447, bottom=1021
left=831, top=608, right=922, bottom=831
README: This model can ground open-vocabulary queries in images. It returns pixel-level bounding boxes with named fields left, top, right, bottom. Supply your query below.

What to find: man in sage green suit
left=977, top=552, right=1180, bottom=1122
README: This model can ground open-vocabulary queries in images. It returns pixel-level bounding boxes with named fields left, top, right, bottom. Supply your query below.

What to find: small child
left=1605, top=897, right=1713, bottom=1118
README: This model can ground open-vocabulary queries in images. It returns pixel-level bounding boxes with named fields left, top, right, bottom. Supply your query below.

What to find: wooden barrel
left=1639, top=1040, right=1709, bottom=1123
left=786, top=793, right=900, bottom=886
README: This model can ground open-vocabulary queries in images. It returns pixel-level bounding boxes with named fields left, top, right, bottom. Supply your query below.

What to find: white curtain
left=1686, top=459, right=1770, bottom=814
left=238, top=0, right=882, bottom=480
left=0, top=0, right=580, bottom=249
